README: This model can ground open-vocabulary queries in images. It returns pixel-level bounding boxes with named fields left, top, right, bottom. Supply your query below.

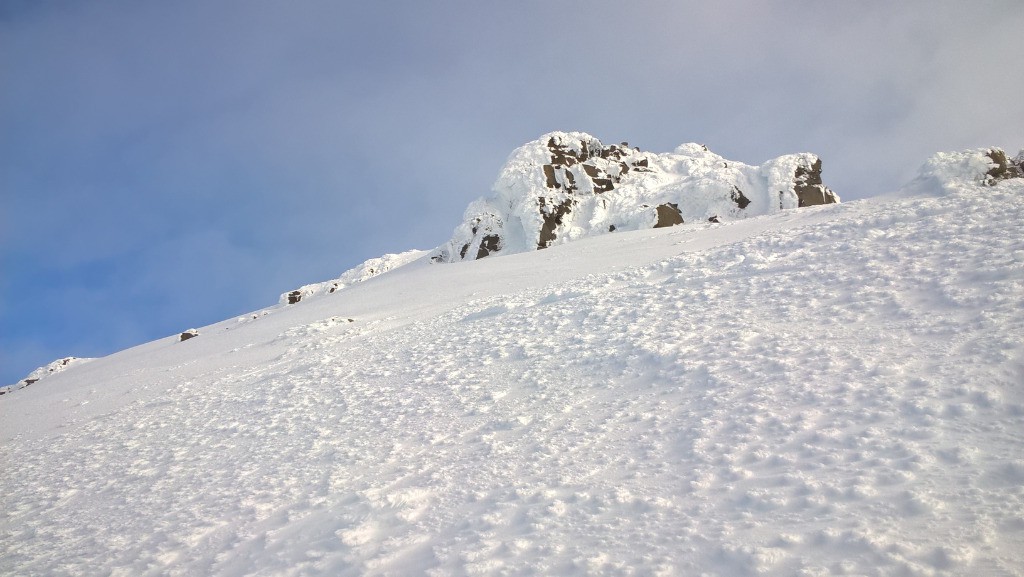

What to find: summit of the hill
left=429, top=132, right=839, bottom=263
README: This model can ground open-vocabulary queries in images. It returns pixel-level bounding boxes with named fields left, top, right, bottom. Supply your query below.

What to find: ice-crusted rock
left=983, top=148, right=1024, bottom=183
left=1, top=356, right=94, bottom=396
left=900, top=147, right=1024, bottom=196
left=280, top=249, right=428, bottom=305
left=430, top=131, right=839, bottom=263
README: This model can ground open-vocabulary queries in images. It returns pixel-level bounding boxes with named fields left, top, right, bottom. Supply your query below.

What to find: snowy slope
left=2, top=149, right=1023, bottom=576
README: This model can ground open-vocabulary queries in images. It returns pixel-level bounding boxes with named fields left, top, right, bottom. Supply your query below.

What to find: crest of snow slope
left=278, top=249, right=429, bottom=306
left=431, top=131, right=838, bottom=262
left=1, top=148, right=1023, bottom=576
left=0, top=356, right=94, bottom=396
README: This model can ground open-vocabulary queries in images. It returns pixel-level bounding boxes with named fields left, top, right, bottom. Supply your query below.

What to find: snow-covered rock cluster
left=430, top=131, right=839, bottom=263
left=0, top=356, right=93, bottom=395
left=902, top=146, right=1024, bottom=195
left=279, top=249, right=427, bottom=305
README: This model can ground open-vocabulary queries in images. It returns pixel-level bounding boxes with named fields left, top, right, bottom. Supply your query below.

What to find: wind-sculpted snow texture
left=431, top=132, right=838, bottom=263
left=2, top=148, right=1023, bottom=576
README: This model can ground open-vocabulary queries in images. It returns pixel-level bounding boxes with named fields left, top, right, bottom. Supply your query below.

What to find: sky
left=1, top=1, right=1022, bottom=386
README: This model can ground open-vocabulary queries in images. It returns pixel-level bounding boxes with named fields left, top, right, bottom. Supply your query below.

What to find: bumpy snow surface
left=2, top=150, right=1023, bottom=576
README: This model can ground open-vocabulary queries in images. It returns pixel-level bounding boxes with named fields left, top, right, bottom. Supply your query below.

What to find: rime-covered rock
left=983, top=148, right=1024, bottom=183
left=1, top=357, right=94, bottom=395
left=900, top=147, right=1024, bottom=196
left=430, top=132, right=839, bottom=263
left=279, top=249, right=428, bottom=305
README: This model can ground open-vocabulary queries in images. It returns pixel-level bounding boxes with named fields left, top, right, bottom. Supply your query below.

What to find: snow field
left=2, top=170, right=1023, bottom=575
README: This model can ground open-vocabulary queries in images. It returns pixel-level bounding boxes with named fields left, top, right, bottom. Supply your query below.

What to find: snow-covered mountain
left=2, top=144, right=1023, bottom=576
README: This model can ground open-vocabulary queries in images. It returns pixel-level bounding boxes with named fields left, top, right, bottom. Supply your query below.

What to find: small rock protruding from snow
left=430, top=131, right=839, bottom=263
left=1, top=356, right=95, bottom=396
left=179, top=329, right=199, bottom=341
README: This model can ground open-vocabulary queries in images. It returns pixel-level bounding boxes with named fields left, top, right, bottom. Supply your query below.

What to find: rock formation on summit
left=430, top=132, right=839, bottom=263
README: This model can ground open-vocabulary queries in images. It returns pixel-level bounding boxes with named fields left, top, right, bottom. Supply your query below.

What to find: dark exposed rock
left=287, top=290, right=303, bottom=304
left=540, top=137, right=648, bottom=200
left=547, top=136, right=598, bottom=166
left=794, top=159, right=839, bottom=207
left=476, top=234, right=501, bottom=259
left=592, top=178, right=615, bottom=194
left=543, top=164, right=560, bottom=188
left=731, top=186, right=751, bottom=210
left=708, top=216, right=722, bottom=223
left=563, top=169, right=576, bottom=191
left=985, top=148, right=1024, bottom=184
left=179, top=329, right=199, bottom=341
left=538, top=197, right=575, bottom=249
left=654, top=203, right=684, bottom=228
left=543, top=164, right=578, bottom=192
left=608, top=224, right=617, bottom=232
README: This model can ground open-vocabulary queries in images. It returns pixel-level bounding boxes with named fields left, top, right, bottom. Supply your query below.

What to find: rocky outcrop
left=1, top=357, right=94, bottom=396
left=904, top=147, right=1024, bottom=196
left=431, top=132, right=839, bottom=263
left=179, top=329, right=199, bottom=341
left=654, top=203, right=684, bottom=228
left=280, top=249, right=428, bottom=306
left=794, top=159, right=840, bottom=207
left=984, top=148, right=1024, bottom=184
